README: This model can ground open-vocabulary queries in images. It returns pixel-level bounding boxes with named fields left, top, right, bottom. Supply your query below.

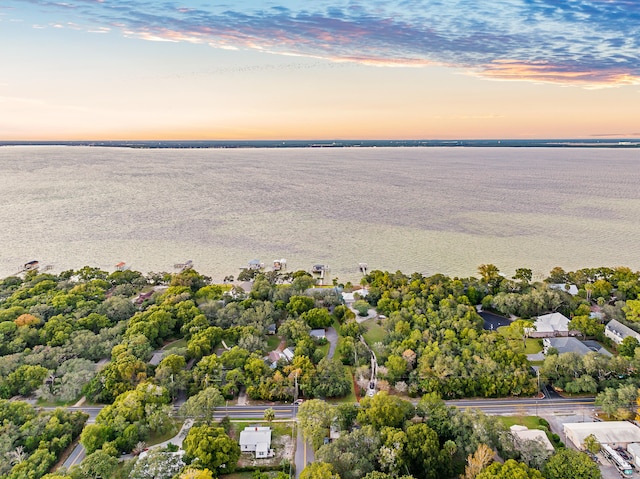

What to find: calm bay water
left=1, top=146, right=639, bottom=283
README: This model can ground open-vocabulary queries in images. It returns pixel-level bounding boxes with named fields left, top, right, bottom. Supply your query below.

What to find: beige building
left=564, top=421, right=640, bottom=449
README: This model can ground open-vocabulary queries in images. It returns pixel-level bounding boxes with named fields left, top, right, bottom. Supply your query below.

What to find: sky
left=1, top=0, right=640, bottom=140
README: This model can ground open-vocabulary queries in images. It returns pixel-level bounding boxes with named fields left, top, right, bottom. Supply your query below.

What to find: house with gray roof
left=543, top=337, right=611, bottom=357
left=605, top=319, right=640, bottom=345
left=310, top=329, right=326, bottom=340
left=239, top=426, right=273, bottom=458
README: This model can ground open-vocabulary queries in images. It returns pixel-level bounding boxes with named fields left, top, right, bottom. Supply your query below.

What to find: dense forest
left=1, top=263, right=639, bottom=478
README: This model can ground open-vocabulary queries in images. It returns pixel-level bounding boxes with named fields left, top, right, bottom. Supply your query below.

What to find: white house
left=548, top=283, right=579, bottom=296
left=239, top=426, right=274, bottom=458
left=529, top=312, right=570, bottom=338
left=282, top=347, right=295, bottom=362
left=605, top=319, right=640, bottom=345
left=341, top=288, right=368, bottom=304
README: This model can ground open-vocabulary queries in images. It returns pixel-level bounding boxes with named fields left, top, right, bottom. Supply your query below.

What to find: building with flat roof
left=564, top=422, right=640, bottom=449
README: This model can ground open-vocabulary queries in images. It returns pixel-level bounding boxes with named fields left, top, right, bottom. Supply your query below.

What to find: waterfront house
left=548, top=283, right=579, bottom=296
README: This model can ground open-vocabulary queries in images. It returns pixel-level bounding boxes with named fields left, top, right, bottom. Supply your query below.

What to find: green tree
left=6, top=364, right=49, bottom=396
left=287, top=296, right=315, bottom=316
left=183, top=425, right=240, bottom=474
left=477, top=459, right=543, bottom=479
left=300, top=462, right=341, bottom=479
left=300, top=308, right=333, bottom=329
left=264, top=407, right=276, bottom=423
left=179, top=387, right=224, bottom=423
left=80, top=424, right=112, bottom=454
left=298, top=399, right=335, bottom=450
left=478, top=264, right=502, bottom=293
left=623, top=299, right=640, bottom=322
left=543, top=449, right=601, bottom=479
left=316, top=427, right=380, bottom=479
left=619, top=336, right=639, bottom=358
left=179, top=469, right=216, bottom=479
left=79, top=449, right=119, bottom=479
left=352, top=300, right=371, bottom=317
left=582, top=434, right=600, bottom=455
left=405, top=423, right=445, bottom=479
left=357, top=391, right=415, bottom=430
left=279, top=318, right=311, bottom=343
left=504, top=319, right=534, bottom=348
left=596, top=385, right=638, bottom=420
left=568, top=315, right=604, bottom=340
left=513, top=268, right=533, bottom=284
left=384, top=355, right=408, bottom=385
left=313, top=358, right=351, bottom=398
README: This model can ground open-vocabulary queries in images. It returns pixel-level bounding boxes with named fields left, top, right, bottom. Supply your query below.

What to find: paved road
left=445, top=397, right=596, bottom=415
left=62, top=442, right=86, bottom=470
left=295, top=418, right=314, bottom=478
left=52, top=396, right=598, bottom=473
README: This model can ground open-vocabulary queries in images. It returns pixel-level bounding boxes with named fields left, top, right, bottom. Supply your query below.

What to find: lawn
left=162, top=338, right=187, bottom=351
left=497, top=326, right=543, bottom=354
left=147, top=419, right=185, bottom=446
left=362, top=319, right=386, bottom=345
left=498, top=416, right=545, bottom=430
left=523, top=339, right=543, bottom=354
left=266, top=335, right=282, bottom=351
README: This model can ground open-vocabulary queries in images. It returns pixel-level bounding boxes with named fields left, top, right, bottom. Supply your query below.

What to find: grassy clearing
left=362, top=320, right=386, bottom=345
left=232, top=421, right=291, bottom=436
left=318, top=340, right=330, bottom=357
left=162, top=338, right=187, bottom=351
left=266, top=335, right=282, bottom=351
left=523, top=339, right=543, bottom=354
left=146, top=419, right=185, bottom=446
left=498, top=416, right=545, bottom=430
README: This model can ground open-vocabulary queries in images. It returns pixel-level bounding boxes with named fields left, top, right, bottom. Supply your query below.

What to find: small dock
left=359, top=263, right=368, bottom=275
left=246, top=259, right=264, bottom=270
left=312, top=264, right=329, bottom=284
left=174, top=260, right=193, bottom=271
left=115, top=261, right=130, bottom=272
left=273, top=258, right=287, bottom=271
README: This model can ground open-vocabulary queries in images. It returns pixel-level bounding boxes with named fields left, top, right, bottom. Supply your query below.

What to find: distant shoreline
left=1, top=139, right=639, bottom=149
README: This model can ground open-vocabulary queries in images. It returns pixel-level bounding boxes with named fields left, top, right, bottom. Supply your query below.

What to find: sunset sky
left=2, top=0, right=639, bottom=140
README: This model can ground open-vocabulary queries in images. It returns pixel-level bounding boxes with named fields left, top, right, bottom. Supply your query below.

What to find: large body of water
left=1, top=146, right=639, bottom=283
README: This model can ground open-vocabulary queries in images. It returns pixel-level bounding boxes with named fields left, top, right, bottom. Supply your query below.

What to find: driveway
left=326, top=327, right=338, bottom=360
